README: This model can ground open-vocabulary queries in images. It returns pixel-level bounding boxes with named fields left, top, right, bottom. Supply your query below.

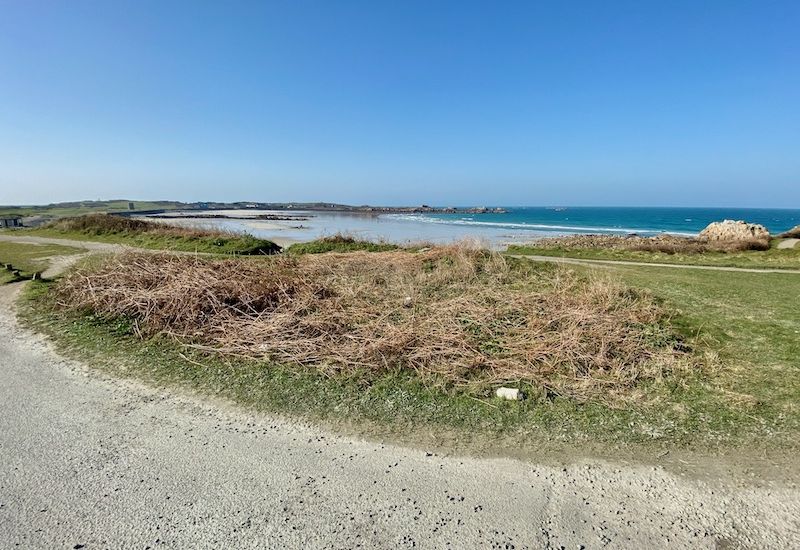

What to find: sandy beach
left=144, top=210, right=526, bottom=249
left=140, top=207, right=800, bottom=250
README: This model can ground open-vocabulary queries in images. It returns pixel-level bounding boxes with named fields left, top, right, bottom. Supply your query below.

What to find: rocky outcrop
left=464, top=207, right=506, bottom=214
left=698, top=220, right=770, bottom=243
left=778, top=225, right=800, bottom=239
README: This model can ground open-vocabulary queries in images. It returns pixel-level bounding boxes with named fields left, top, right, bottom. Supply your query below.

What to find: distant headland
left=0, top=200, right=508, bottom=226
left=168, top=202, right=508, bottom=215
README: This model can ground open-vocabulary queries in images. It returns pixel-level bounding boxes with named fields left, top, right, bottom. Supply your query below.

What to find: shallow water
left=149, top=206, right=800, bottom=248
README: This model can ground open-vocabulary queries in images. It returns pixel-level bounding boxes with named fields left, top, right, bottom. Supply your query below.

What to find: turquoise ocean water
left=399, top=207, right=800, bottom=237
left=161, top=207, right=800, bottom=248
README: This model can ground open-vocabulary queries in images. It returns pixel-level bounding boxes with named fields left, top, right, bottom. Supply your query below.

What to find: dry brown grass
left=528, top=234, right=769, bottom=253
left=778, top=226, right=800, bottom=239
left=52, top=246, right=694, bottom=401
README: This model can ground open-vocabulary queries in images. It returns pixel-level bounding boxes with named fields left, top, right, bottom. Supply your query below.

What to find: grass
left=286, top=234, right=400, bottom=254
left=51, top=248, right=694, bottom=401
left=0, top=241, right=83, bottom=283
left=18, top=247, right=800, bottom=452
left=0, top=199, right=186, bottom=219
left=26, top=213, right=280, bottom=255
left=508, top=238, right=800, bottom=270
left=21, top=287, right=670, bottom=452
left=584, top=263, right=800, bottom=416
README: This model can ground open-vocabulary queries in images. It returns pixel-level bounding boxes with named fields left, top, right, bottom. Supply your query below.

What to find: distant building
left=128, top=202, right=135, bottom=210
left=1, top=217, right=23, bottom=228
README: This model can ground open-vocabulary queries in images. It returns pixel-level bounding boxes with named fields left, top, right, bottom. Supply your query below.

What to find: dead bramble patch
left=52, top=245, right=696, bottom=402
left=520, top=234, right=770, bottom=254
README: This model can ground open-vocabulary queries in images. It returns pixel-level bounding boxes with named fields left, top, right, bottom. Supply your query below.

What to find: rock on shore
left=778, top=225, right=800, bottom=239
left=699, top=220, right=770, bottom=243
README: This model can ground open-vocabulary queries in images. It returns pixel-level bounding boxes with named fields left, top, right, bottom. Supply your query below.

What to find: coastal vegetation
left=779, top=225, right=800, bottom=239
left=286, top=234, right=399, bottom=254
left=508, top=234, right=800, bottom=270
left=29, top=214, right=281, bottom=255
left=46, top=248, right=694, bottom=401
left=578, top=262, right=800, bottom=441
left=21, top=239, right=799, bottom=452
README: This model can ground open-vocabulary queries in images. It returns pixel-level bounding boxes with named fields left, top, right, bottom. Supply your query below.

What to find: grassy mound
left=39, top=214, right=280, bottom=255
left=287, top=234, right=399, bottom=254
left=512, top=234, right=770, bottom=254
left=508, top=234, right=800, bottom=270
left=50, top=246, right=694, bottom=402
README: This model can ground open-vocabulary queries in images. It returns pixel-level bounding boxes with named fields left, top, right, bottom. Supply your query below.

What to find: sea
left=155, top=206, right=800, bottom=248
left=405, top=206, right=800, bottom=237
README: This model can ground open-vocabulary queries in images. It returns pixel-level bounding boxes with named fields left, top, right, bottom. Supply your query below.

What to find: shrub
left=45, top=214, right=281, bottom=255
left=512, top=234, right=770, bottom=254
left=52, top=246, right=695, bottom=402
left=287, top=233, right=398, bottom=254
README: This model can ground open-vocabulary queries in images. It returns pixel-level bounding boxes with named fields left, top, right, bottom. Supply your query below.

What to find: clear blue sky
left=1, top=1, right=798, bottom=207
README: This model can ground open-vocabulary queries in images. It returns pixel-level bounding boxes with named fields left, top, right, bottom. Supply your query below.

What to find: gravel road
left=1, top=278, right=799, bottom=548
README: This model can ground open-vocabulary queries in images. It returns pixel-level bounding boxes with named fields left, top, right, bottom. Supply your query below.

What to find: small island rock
left=698, top=219, right=770, bottom=243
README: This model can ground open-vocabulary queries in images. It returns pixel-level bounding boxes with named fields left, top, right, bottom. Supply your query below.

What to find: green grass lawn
left=567, top=261, right=800, bottom=438
left=19, top=253, right=800, bottom=454
left=0, top=241, right=84, bottom=283
left=507, top=239, right=800, bottom=270
left=0, top=200, right=186, bottom=219
left=24, top=227, right=279, bottom=255
left=286, top=235, right=399, bottom=254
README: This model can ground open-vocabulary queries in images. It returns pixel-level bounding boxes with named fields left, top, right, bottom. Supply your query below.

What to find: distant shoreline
left=116, top=202, right=508, bottom=217
left=125, top=205, right=800, bottom=250
left=5, top=202, right=798, bottom=247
